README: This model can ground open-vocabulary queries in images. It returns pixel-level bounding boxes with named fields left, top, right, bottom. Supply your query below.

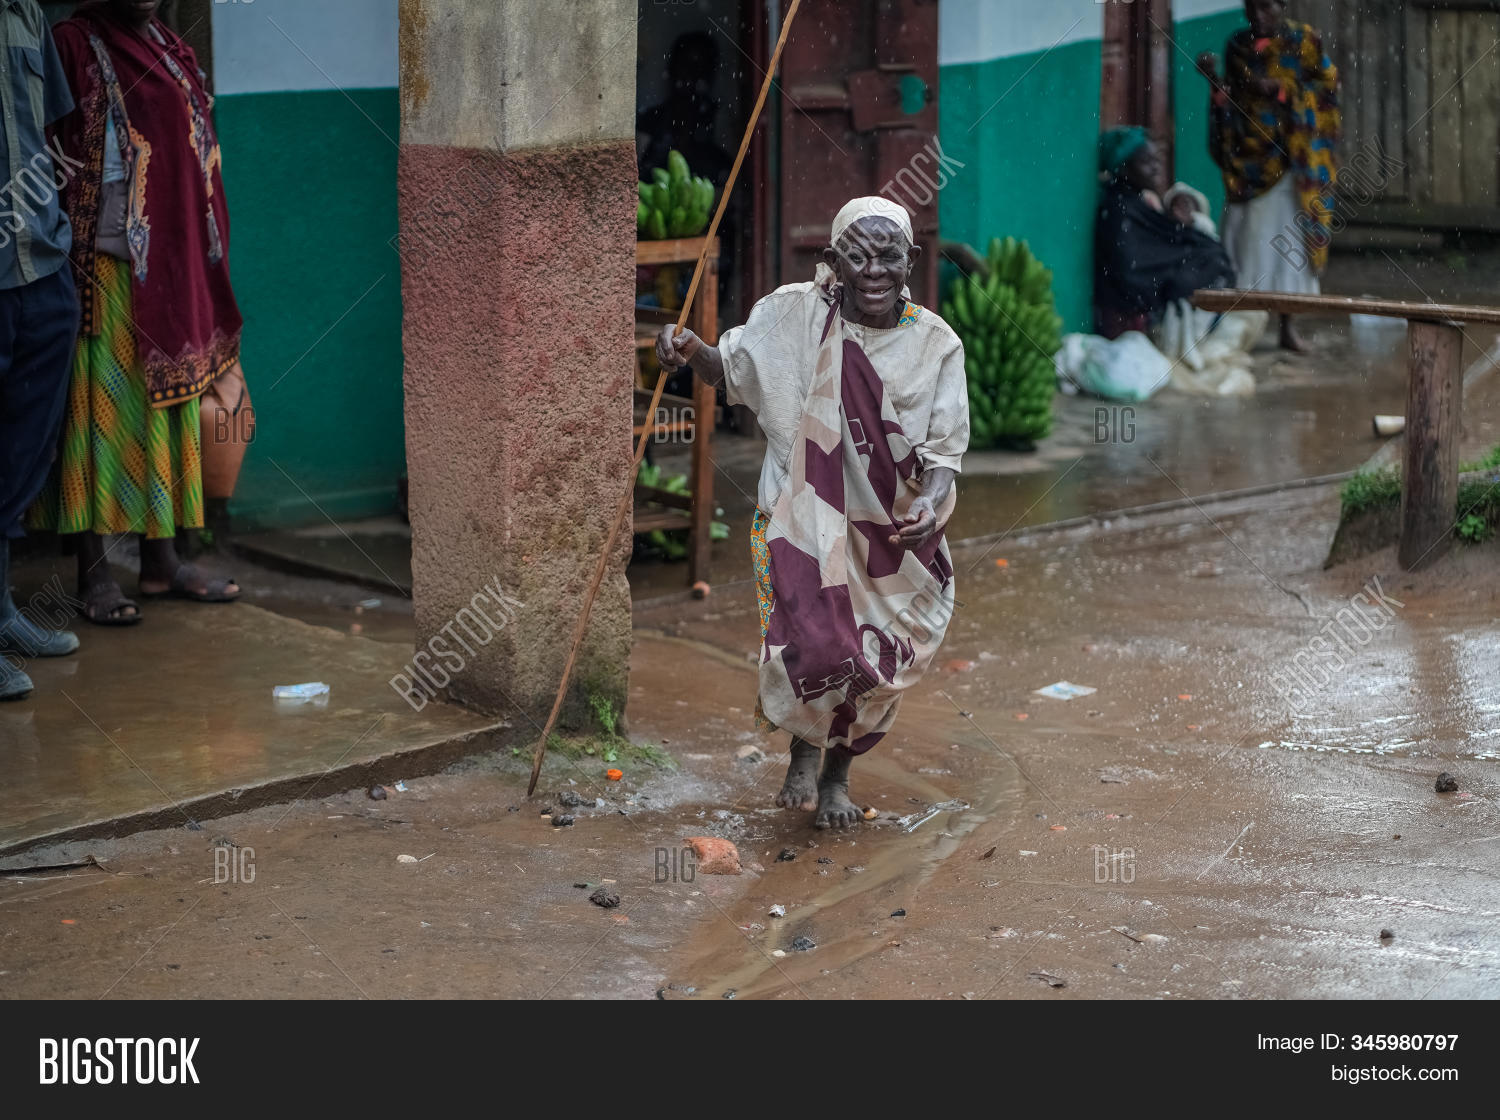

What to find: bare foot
left=814, top=745, right=861, bottom=830
left=814, top=780, right=861, bottom=830
left=1279, top=314, right=1310, bottom=353
left=774, top=738, right=820, bottom=811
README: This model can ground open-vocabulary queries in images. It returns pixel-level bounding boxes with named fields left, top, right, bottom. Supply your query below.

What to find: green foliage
left=1340, top=443, right=1500, bottom=542
left=941, top=237, right=1062, bottom=448
left=588, top=690, right=618, bottom=737
left=637, top=150, right=715, bottom=240
left=1339, top=466, right=1402, bottom=516
left=1466, top=444, right=1500, bottom=472
left=1456, top=513, right=1491, bottom=544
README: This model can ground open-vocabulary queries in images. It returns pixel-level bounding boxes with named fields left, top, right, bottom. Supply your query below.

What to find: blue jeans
left=0, top=265, right=79, bottom=538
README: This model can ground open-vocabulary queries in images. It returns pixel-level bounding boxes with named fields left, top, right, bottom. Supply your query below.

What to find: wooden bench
left=1193, top=289, right=1500, bottom=570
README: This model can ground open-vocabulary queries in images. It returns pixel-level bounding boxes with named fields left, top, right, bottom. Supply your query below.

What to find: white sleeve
left=715, top=286, right=812, bottom=416
left=915, top=338, right=969, bottom=474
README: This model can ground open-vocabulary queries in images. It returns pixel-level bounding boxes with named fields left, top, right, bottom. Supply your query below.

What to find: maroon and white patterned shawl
left=756, top=300, right=961, bottom=753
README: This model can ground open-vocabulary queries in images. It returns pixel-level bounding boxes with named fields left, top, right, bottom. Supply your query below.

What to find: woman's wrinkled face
left=826, top=216, right=918, bottom=321
left=1244, top=0, right=1284, bottom=37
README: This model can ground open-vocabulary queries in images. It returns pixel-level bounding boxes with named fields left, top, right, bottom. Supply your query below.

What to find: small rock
left=768, top=904, right=786, bottom=918
left=557, top=790, right=586, bottom=808
left=684, top=836, right=741, bottom=875
left=396, top=854, right=418, bottom=864
left=1435, top=772, right=1459, bottom=793
left=890, top=908, right=907, bottom=918
left=1379, top=928, right=1395, bottom=941
left=816, top=857, right=834, bottom=865
left=776, top=847, right=798, bottom=862
left=771, top=949, right=786, bottom=958
left=552, top=815, right=574, bottom=827
left=367, top=785, right=387, bottom=801
left=790, top=935, right=817, bottom=952
left=1029, top=969, right=1066, bottom=988
left=722, top=989, right=737, bottom=1000
left=589, top=888, right=621, bottom=909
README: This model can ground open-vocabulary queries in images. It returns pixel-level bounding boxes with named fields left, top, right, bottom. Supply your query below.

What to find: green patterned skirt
left=30, top=254, right=202, bottom=539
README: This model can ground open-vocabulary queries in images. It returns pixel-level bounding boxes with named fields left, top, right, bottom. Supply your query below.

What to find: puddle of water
left=671, top=749, right=1022, bottom=998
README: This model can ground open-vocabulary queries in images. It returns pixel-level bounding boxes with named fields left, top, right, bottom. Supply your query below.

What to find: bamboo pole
left=528, top=0, right=805, bottom=795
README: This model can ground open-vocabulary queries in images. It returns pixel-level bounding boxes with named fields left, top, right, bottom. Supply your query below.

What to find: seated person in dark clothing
left=1093, top=127, right=1235, bottom=339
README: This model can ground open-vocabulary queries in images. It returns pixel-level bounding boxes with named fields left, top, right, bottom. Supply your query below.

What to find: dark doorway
left=1101, top=0, right=1174, bottom=180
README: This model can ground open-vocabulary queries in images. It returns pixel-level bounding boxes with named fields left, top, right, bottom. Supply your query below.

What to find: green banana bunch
left=941, top=237, right=1062, bottom=449
left=637, top=149, right=716, bottom=240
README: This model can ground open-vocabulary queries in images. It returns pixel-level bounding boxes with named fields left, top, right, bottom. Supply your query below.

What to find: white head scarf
left=830, top=196, right=914, bottom=248
left=817, top=196, right=915, bottom=302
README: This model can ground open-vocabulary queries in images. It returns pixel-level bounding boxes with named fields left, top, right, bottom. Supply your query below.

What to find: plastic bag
left=1055, top=331, right=1172, bottom=402
left=1156, top=301, right=1265, bottom=397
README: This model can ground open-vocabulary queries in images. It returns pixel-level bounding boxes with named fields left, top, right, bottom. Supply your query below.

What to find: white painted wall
left=938, top=0, right=1102, bottom=67
left=212, top=0, right=398, bottom=96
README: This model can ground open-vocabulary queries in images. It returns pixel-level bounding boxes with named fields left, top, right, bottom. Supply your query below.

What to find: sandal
left=138, top=564, right=240, bottom=604
left=82, top=582, right=142, bottom=626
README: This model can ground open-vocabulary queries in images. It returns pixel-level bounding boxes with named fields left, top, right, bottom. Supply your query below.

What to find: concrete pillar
left=397, top=0, right=636, bottom=722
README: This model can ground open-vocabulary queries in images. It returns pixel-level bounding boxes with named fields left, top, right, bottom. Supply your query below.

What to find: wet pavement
left=3, top=484, right=1496, bottom=998
left=0, top=548, right=499, bottom=855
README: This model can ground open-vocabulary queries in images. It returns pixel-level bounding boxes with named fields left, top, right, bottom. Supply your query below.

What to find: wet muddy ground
left=4, top=484, right=1495, bottom=999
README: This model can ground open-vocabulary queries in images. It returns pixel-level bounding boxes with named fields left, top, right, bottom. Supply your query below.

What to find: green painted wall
left=214, top=88, right=405, bottom=529
left=939, top=39, right=1103, bottom=332
left=1172, top=9, right=1245, bottom=222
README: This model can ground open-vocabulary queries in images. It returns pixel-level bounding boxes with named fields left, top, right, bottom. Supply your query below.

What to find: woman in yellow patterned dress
left=1196, top=0, right=1340, bottom=351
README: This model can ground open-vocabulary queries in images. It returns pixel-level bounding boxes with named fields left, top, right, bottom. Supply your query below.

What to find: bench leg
left=1399, top=320, right=1463, bottom=571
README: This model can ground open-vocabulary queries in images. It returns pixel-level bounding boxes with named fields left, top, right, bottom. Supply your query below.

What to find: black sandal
left=82, top=582, right=142, bottom=626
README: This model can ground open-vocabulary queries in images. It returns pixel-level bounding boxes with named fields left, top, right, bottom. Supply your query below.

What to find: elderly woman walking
left=657, top=198, right=968, bottom=830
left=1198, top=0, right=1340, bottom=351
left=29, top=0, right=243, bottom=622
